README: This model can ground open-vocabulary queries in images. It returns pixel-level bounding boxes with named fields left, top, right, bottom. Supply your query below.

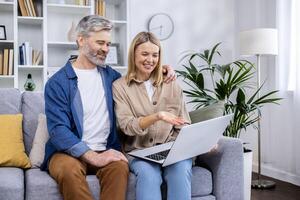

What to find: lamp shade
left=239, top=28, right=278, bottom=56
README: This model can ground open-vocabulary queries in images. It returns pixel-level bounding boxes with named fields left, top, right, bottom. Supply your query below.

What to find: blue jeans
left=130, top=158, right=192, bottom=200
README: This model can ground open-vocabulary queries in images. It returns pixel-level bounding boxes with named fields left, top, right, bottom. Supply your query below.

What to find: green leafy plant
left=176, top=43, right=282, bottom=138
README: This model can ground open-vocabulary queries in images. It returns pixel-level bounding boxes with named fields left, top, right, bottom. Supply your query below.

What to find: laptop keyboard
left=146, top=149, right=170, bottom=161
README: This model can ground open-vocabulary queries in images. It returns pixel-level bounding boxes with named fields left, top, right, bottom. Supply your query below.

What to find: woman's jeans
left=130, top=158, right=192, bottom=200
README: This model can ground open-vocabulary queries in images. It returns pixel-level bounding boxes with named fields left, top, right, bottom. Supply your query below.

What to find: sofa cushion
left=192, top=166, right=213, bottom=197
left=25, top=169, right=61, bottom=200
left=29, top=114, right=49, bottom=168
left=25, top=169, right=136, bottom=200
left=25, top=167, right=212, bottom=200
left=0, top=114, right=31, bottom=168
left=0, top=167, right=24, bottom=200
left=0, top=88, right=21, bottom=114
left=21, top=92, right=44, bottom=155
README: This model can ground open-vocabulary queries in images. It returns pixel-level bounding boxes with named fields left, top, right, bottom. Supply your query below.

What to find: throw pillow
left=0, top=114, right=31, bottom=168
left=189, top=101, right=224, bottom=123
left=29, top=113, right=49, bottom=168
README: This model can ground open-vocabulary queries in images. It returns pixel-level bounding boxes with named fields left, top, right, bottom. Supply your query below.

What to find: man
left=41, top=15, right=175, bottom=200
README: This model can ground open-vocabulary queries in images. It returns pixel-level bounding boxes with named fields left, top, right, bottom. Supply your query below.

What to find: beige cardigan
left=112, top=77, right=191, bottom=152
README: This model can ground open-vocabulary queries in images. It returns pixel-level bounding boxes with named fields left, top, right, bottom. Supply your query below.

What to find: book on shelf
left=18, top=0, right=28, bottom=16
left=25, top=0, right=32, bottom=16
left=18, top=0, right=37, bottom=17
left=35, top=1, right=42, bottom=17
left=19, top=42, right=28, bottom=65
left=95, top=0, right=105, bottom=16
left=24, top=0, right=32, bottom=16
left=19, top=42, right=42, bottom=66
left=29, top=0, right=36, bottom=17
left=24, top=41, right=31, bottom=65
left=19, top=45, right=24, bottom=65
left=3, top=49, right=9, bottom=76
left=32, top=50, right=42, bottom=65
left=32, top=50, right=37, bottom=65
left=75, top=0, right=89, bottom=6
left=8, top=49, right=14, bottom=75
left=19, top=42, right=29, bottom=65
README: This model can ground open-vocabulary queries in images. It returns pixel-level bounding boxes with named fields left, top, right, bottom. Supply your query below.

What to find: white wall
left=129, top=0, right=236, bottom=65
left=129, top=0, right=235, bottom=111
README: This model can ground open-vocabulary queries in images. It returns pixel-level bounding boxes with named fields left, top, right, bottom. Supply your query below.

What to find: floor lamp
left=239, top=28, right=278, bottom=189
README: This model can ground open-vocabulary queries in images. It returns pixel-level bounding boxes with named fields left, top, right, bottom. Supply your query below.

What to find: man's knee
left=98, top=160, right=129, bottom=178
left=108, top=160, right=129, bottom=175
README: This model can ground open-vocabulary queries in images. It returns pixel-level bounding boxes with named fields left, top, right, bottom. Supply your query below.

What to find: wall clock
left=147, top=13, right=174, bottom=41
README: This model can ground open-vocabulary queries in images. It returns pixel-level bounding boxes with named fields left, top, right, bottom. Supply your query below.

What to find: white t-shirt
left=73, top=67, right=110, bottom=151
left=144, top=79, right=154, bottom=102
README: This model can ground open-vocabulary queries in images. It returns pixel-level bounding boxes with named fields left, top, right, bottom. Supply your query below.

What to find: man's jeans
left=130, top=158, right=192, bottom=200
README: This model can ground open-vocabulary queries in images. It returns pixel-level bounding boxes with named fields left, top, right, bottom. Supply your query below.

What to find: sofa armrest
left=195, top=137, right=244, bottom=200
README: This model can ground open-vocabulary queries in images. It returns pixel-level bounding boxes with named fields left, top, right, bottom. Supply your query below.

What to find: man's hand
left=162, top=65, right=176, bottom=83
left=81, top=149, right=128, bottom=167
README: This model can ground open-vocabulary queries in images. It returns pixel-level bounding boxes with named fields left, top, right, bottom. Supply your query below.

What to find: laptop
left=128, top=114, right=233, bottom=167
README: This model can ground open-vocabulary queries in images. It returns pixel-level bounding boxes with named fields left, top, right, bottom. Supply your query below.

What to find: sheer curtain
left=273, top=0, right=300, bottom=184
left=289, top=0, right=300, bottom=179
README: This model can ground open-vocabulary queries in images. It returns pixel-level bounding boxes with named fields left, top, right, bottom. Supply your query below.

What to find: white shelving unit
left=0, top=0, right=129, bottom=91
left=17, top=0, right=44, bottom=92
left=0, top=0, right=15, bottom=89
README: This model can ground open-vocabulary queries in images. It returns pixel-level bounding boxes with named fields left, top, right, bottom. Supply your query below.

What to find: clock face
left=147, top=13, right=174, bottom=41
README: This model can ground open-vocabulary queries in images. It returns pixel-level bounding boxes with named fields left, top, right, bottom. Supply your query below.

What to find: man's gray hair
left=76, top=15, right=113, bottom=37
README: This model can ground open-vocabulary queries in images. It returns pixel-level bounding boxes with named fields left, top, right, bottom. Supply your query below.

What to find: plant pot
left=244, top=149, right=253, bottom=200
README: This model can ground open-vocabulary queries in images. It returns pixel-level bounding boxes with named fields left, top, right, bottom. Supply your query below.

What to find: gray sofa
left=0, top=88, right=244, bottom=200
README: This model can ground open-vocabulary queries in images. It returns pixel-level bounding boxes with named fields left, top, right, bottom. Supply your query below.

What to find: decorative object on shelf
left=147, top=13, right=174, bottom=41
left=105, top=43, right=120, bottom=66
left=67, top=21, right=77, bottom=42
left=0, top=25, right=6, bottom=40
left=239, top=28, right=278, bottom=190
left=24, top=74, right=36, bottom=91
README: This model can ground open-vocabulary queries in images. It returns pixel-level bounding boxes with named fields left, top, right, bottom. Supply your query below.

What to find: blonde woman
left=113, top=32, right=192, bottom=200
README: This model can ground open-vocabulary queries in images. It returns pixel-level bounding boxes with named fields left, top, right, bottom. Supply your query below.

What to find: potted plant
left=176, top=43, right=281, bottom=200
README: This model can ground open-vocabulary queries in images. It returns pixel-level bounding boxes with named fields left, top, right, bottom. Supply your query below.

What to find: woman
left=113, top=32, right=192, bottom=200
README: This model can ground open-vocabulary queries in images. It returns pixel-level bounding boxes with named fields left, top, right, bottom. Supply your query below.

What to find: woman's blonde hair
left=126, top=32, right=163, bottom=86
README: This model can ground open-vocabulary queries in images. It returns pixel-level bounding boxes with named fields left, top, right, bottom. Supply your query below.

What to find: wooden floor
left=251, top=173, right=300, bottom=200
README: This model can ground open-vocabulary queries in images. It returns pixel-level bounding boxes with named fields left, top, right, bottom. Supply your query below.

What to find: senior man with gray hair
left=41, top=15, right=175, bottom=200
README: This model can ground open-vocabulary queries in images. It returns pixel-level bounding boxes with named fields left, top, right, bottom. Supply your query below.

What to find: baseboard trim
left=252, top=162, right=300, bottom=186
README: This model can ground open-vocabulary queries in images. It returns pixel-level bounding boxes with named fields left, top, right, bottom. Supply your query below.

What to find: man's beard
left=82, top=44, right=107, bottom=66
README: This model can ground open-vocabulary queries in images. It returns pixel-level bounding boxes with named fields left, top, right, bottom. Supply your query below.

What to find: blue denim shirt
left=41, top=59, right=121, bottom=170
